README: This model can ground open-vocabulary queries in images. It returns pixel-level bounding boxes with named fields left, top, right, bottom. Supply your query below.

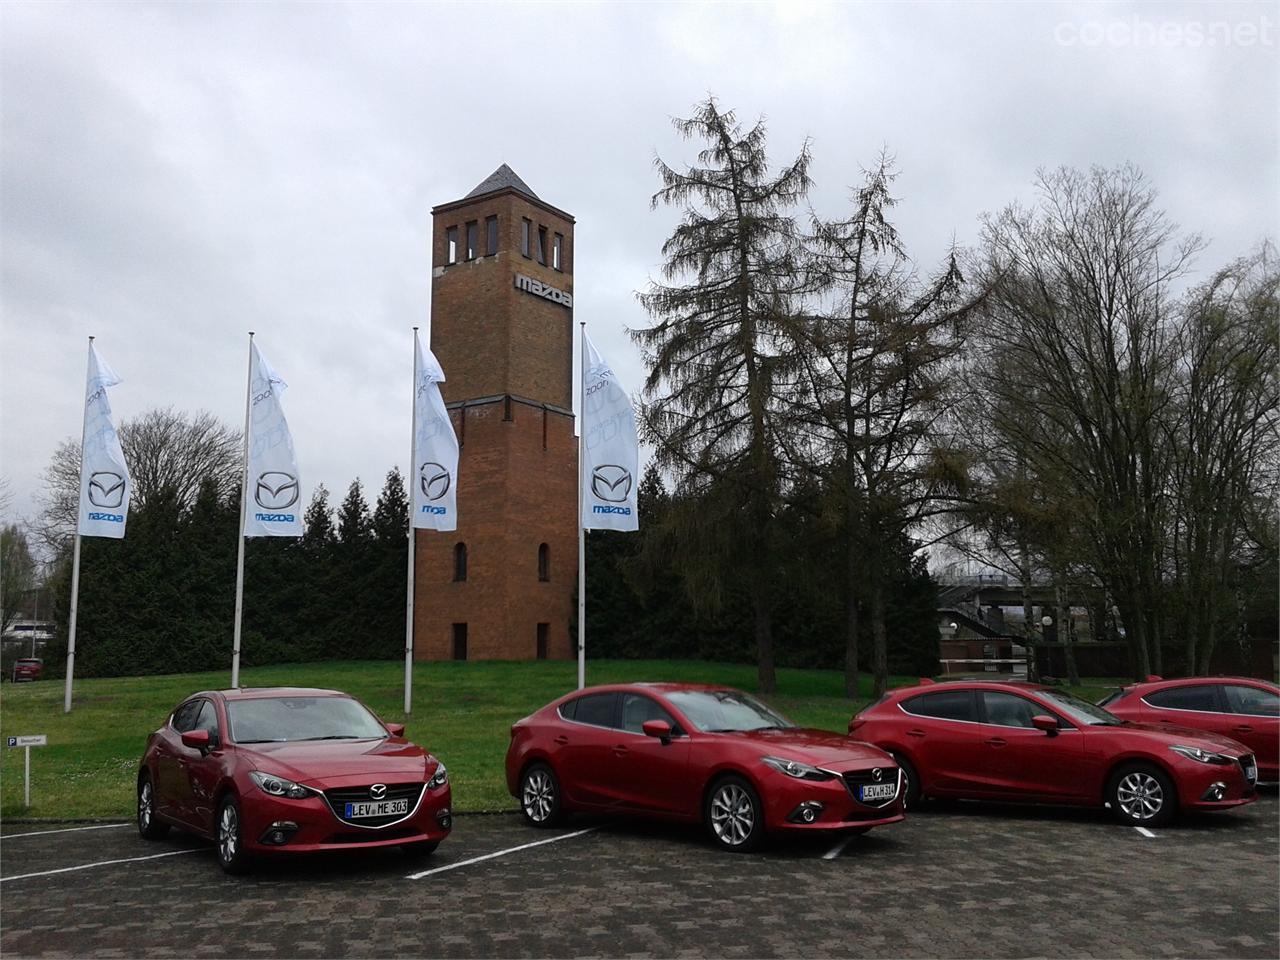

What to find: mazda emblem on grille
left=369, top=784, right=387, bottom=800
left=872, top=768, right=882, bottom=781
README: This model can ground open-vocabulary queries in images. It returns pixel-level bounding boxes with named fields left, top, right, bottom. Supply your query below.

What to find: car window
left=901, top=690, right=977, bottom=722
left=193, top=700, right=220, bottom=739
left=171, top=700, right=203, bottom=733
left=621, top=694, right=678, bottom=734
left=981, top=691, right=1042, bottom=728
left=568, top=692, right=617, bottom=729
left=557, top=698, right=577, bottom=722
left=1222, top=685, right=1280, bottom=717
left=1144, top=685, right=1220, bottom=712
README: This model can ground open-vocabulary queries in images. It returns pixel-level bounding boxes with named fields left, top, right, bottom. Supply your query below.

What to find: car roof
left=1122, top=676, right=1278, bottom=694
left=562, top=681, right=739, bottom=698
left=213, top=687, right=351, bottom=701
left=886, top=679, right=1048, bottom=697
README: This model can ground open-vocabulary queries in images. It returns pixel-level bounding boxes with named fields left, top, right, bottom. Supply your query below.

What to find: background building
left=412, top=166, right=578, bottom=661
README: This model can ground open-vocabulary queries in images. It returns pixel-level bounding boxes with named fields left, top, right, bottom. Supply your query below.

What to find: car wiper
left=237, top=738, right=288, bottom=743
left=294, top=735, right=383, bottom=741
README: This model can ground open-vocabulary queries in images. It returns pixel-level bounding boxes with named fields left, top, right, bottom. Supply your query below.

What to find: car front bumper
left=761, top=767, right=906, bottom=833
left=1170, top=756, right=1257, bottom=813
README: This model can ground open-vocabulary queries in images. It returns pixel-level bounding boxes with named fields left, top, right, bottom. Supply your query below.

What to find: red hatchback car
left=137, top=687, right=452, bottom=873
left=10, top=658, right=42, bottom=682
left=506, top=683, right=904, bottom=851
left=1101, top=677, right=1279, bottom=783
left=849, top=680, right=1258, bottom=826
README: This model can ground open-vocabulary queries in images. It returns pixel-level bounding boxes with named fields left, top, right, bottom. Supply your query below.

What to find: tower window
left=452, top=623, right=468, bottom=661
left=538, top=543, right=550, bottom=582
left=521, top=218, right=532, bottom=258
left=446, top=226, right=458, bottom=264
left=553, top=233, right=563, bottom=271
left=466, top=221, right=478, bottom=260
left=453, top=543, right=468, bottom=582
left=536, top=226, right=547, bottom=265
left=537, top=623, right=549, bottom=660
left=486, top=216, right=498, bottom=256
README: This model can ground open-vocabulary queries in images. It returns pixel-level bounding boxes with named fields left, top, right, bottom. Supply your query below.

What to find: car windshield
left=227, top=697, right=388, bottom=743
left=664, top=690, right=795, bottom=733
left=1038, top=689, right=1122, bottom=726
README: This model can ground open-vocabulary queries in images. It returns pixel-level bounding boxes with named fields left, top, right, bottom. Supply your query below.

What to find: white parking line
left=0, top=848, right=203, bottom=883
left=822, top=835, right=858, bottom=860
left=406, top=827, right=599, bottom=880
left=2, top=823, right=131, bottom=839
left=1134, top=827, right=1157, bottom=838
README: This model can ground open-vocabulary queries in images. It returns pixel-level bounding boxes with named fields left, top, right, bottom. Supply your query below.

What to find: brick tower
left=413, top=165, right=578, bottom=661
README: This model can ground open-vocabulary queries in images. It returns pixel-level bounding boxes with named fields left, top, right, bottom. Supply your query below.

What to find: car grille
left=323, top=782, right=424, bottom=828
left=841, top=767, right=899, bottom=808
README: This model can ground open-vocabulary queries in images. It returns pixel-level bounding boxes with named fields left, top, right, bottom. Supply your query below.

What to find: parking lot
left=2, top=792, right=1276, bottom=959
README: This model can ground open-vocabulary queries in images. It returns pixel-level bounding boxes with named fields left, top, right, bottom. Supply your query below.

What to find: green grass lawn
left=0, top=660, right=1126, bottom=821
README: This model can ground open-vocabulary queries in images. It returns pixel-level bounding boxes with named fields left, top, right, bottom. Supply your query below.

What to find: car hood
left=241, top=737, right=433, bottom=784
left=726, top=727, right=893, bottom=768
left=1111, top=722, right=1251, bottom=756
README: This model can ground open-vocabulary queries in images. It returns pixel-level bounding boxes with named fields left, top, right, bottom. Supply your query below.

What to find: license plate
left=859, top=782, right=897, bottom=802
left=344, top=799, right=409, bottom=819
left=1244, top=762, right=1257, bottom=782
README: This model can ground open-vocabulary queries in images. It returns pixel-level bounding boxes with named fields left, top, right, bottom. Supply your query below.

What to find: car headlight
left=1169, top=744, right=1232, bottom=765
left=249, top=770, right=313, bottom=799
left=426, top=762, right=448, bottom=790
left=761, top=756, right=835, bottom=781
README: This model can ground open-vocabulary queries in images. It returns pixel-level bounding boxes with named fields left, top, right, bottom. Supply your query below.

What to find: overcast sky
left=2, top=0, right=1276, bottom=530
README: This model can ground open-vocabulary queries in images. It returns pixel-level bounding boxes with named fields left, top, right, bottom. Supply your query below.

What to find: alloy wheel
left=1116, top=771, right=1164, bottom=820
left=709, top=783, right=755, bottom=846
left=522, top=769, right=555, bottom=823
left=219, top=802, right=239, bottom=863
left=138, top=781, right=153, bottom=832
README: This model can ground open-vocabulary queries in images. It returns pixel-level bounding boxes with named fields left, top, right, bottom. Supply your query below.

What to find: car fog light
left=259, top=820, right=299, bottom=845
left=787, top=801, right=825, bottom=824
left=1200, top=782, right=1227, bottom=802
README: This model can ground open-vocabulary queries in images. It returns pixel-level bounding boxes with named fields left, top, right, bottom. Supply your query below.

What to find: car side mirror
left=642, top=719, right=672, bottom=744
left=180, top=729, right=211, bottom=753
left=386, top=723, right=406, bottom=738
left=1032, top=715, right=1058, bottom=736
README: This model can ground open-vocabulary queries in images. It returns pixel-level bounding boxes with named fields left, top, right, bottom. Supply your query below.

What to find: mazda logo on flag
left=420, top=462, right=450, bottom=502
left=591, top=464, right=632, bottom=503
left=87, top=471, right=126, bottom=508
left=369, top=784, right=387, bottom=800
left=871, top=768, right=883, bottom=782
left=254, top=471, right=299, bottom=510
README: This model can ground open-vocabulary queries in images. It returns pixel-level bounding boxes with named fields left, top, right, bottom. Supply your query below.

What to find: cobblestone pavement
left=1, top=791, right=1276, bottom=959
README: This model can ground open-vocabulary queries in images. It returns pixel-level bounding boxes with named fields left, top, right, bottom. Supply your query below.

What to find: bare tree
left=1, top=523, right=37, bottom=632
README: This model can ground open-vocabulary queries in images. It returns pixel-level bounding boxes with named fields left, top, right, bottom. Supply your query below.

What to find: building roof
left=465, top=163, right=539, bottom=201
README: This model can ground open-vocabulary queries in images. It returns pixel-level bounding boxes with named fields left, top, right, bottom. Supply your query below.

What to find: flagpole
left=577, top=321, right=586, bottom=690
left=404, top=327, right=418, bottom=715
left=230, top=332, right=254, bottom=689
left=63, top=338, right=93, bottom=714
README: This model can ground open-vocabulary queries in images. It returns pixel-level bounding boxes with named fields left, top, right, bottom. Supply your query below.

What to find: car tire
left=401, top=840, right=440, bottom=859
left=1108, top=763, right=1177, bottom=827
left=216, top=794, right=251, bottom=874
left=891, top=753, right=922, bottom=810
left=519, top=763, right=563, bottom=828
left=704, top=775, right=765, bottom=853
left=136, top=773, right=169, bottom=840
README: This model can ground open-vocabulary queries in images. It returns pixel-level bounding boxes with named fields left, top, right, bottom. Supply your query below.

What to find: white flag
left=411, top=332, right=460, bottom=531
left=243, top=342, right=303, bottom=538
left=78, top=342, right=130, bottom=539
left=581, top=331, right=640, bottom=531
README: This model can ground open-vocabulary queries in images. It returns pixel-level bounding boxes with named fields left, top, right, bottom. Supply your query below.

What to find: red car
left=1100, top=677, right=1279, bottom=783
left=10, top=658, right=42, bottom=682
left=849, top=680, right=1257, bottom=826
left=506, top=683, right=904, bottom=852
left=137, top=687, right=452, bottom=873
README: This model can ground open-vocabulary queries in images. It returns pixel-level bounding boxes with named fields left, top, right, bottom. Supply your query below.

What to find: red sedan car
left=1100, top=677, right=1279, bottom=782
left=506, top=683, right=904, bottom=851
left=137, top=687, right=451, bottom=873
left=849, top=680, right=1257, bottom=826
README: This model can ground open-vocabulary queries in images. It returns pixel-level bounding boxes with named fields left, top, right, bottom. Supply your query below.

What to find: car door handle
left=984, top=738, right=1007, bottom=748
left=613, top=745, right=629, bottom=757
left=1234, top=725, right=1253, bottom=734
left=554, top=736, right=569, bottom=746
left=907, top=729, right=926, bottom=738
